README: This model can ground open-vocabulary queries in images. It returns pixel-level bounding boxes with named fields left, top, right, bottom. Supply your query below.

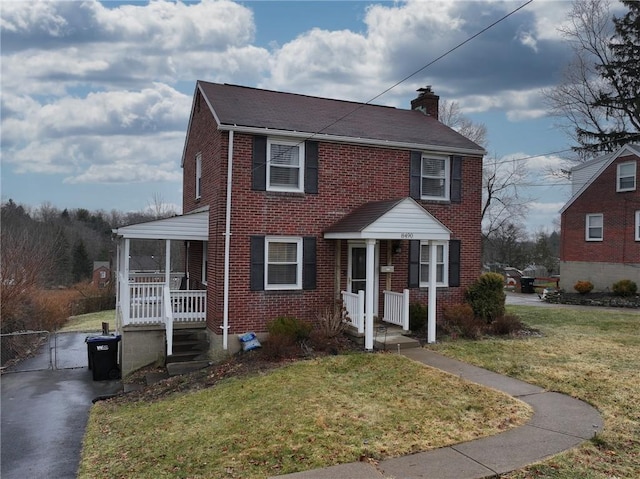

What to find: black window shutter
left=450, top=156, right=462, bottom=203
left=408, top=240, right=420, bottom=288
left=252, top=136, right=267, bottom=191
left=448, top=239, right=461, bottom=287
left=250, top=236, right=265, bottom=291
left=303, top=237, right=317, bottom=290
left=305, top=141, right=319, bottom=194
left=410, top=151, right=422, bottom=200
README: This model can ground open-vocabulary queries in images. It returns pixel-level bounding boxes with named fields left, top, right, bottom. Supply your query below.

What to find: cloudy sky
left=0, top=0, right=605, bottom=232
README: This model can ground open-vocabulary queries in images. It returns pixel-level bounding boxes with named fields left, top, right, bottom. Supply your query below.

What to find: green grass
left=79, top=353, right=531, bottom=479
left=59, top=309, right=116, bottom=333
left=429, top=305, right=640, bottom=479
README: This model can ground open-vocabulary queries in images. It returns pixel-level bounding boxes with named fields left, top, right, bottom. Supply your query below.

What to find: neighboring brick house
left=92, top=261, right=110, bottom=288
left=559, top=144, right=640, bottom=291
left=114, top=81, right=484, bottom=373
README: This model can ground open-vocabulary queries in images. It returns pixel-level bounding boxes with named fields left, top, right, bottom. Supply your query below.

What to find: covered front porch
left=113, top=210, right=209, bottom=374
left=325, top=198, right=451, bottom=350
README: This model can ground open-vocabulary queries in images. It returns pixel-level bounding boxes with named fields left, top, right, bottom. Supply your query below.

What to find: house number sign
left=400, top=233, right=414, bottom=239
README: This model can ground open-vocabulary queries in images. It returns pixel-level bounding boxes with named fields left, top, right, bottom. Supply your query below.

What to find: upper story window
left=265, top=237, right=302, bottom=290
left=419, top=241, right=448, bottom=287
left=421, top=155, right=450, bottom=201
left=195, top=152, right=202, bottom=199
left=267, top=139, right=304, bottom=192
left=617, top=161, right=636, bottom=192
left=99, top=271, right=107, bottom=279
left=636, top=211, right=640, bottom=242
left=586, top=213, right=603, bottom=241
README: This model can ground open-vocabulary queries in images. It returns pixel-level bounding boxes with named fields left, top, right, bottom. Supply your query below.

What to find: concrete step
left=166, top=360, right=211, bottom=377
left=375, top=334, right=421, bottom=351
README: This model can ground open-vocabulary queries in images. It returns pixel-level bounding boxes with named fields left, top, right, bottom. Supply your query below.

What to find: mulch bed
left=543, top=291, right=640, bottom=309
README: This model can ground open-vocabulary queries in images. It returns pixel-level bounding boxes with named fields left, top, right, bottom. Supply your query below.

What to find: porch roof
left=323, top=197, right=450, bottom=241
left=113, top=211, right=209, bottom=241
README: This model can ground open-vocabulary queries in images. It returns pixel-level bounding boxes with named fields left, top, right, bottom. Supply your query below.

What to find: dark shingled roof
left=198, top=81, right=484, bottom=153
left=324, top=199, right=404, bottom=234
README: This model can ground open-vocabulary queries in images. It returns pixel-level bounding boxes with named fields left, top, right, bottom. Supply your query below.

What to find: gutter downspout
left=222, top=130, right=234, bottom=350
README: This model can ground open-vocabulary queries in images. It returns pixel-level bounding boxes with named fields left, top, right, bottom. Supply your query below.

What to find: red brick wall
left=561, top=154, right=640, bottom=264
left=183, top=106, right=483, bottom=334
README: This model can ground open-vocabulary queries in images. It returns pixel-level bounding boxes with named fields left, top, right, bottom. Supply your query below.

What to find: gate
left=1, top=331, right=91, bottom=373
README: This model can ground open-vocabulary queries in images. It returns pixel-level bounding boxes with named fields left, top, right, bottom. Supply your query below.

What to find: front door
left=348, top=242, right=379, bottom=315
left=349, top=247, right=367, bottom=294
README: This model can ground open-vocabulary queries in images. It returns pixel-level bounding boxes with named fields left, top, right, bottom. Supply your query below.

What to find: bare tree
left=481, top=158, right=531, bottom=239
left=145, top=192, right=178, bottom=220
left=544, top=0, right=639, bottom=159
left=1, top=213, right=62, bottom=332
left=439, top=100, right=488, bottom=148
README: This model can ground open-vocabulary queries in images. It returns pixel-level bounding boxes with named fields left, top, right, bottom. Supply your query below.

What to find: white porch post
left=427, top=241, right=437, bottom=343
left=165, top=240, right=171, bottom=287
left=365, top=239, right=376, bottom=351
left=122, top=238, right=131, bottom=327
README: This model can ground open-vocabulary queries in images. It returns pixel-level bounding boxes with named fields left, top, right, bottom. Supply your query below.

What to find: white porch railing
left=341, top=290, right=365, bottom=334
left=124, top=283, right=206, bottom=326
left=129, top=283, right=164, bottom=323
left=383, top=289, right=410, bottom=331
left=164, top=286, right=174, bottom=356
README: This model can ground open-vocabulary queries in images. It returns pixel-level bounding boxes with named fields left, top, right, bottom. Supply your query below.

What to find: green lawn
left=59, top=309, right=117, bottom=333
left=79, top=353, right=531, bottom=478
left=429, top=305, right=640, bottom=479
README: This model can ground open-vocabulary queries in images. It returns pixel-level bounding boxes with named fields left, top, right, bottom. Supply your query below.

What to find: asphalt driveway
left=1, top=332, right=122, bottom=479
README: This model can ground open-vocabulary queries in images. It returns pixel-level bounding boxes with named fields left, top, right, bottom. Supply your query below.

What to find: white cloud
left=0, top=0, right=580, bottom=210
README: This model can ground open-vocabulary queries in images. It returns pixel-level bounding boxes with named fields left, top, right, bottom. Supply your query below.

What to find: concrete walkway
left=271, top=348, right=603, bottom=479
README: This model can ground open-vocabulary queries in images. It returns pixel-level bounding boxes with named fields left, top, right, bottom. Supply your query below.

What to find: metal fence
left=1, top=330, right=52, bottom=372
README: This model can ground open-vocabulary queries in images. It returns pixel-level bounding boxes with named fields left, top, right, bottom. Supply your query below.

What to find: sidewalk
left=271, top=348, right=603, bottom=479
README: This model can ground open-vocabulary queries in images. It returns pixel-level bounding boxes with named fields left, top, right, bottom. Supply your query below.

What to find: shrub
left=489, top=314, right=524, bottom=336
left=409, top=302, right=427, bottom=332
left=574, top=280, right=594, bottom=294
left=442, top=303, right=484, bottom=339
left=314, top=302, right=347, bottom=338
left=261, top=333, right=300, bottom=360
left=612, top=279, right=637, bottom=297
left=267, top=316, right=312, bottom=342
left=465, top=273, right=506, bottom=323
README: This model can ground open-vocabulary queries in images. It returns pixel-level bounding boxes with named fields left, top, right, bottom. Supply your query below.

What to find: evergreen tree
left=71, top=239, right=92, bottom=283
left=578, top=0, right=640, bottom=152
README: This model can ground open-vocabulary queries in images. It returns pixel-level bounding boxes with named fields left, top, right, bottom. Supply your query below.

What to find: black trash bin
left=520, top=277, right=535, bottom=294
left=85, top=335, right=121, bottom=381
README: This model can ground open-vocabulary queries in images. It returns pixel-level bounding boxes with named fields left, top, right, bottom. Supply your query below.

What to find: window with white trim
left=586, top=214, right=603, bottom=241
left=99, top=271, right=107, bottom=279
left=636, top=211, right=640, bottom=241
left=202, top=241, right=208, bottom=285
left=267, top=139, right=304, bottom=192
left=617, top=161, right=636, bottom=192
left=419, top=241, right=448, bottom=287
left=421, top=155, right=450, bottom=200
left=265, top=237, right=302, bottom=290
left=195, top=152, right=202, bottom=199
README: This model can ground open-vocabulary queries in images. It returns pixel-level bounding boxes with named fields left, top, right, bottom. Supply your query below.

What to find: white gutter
left=222, top=130, right=234, bottom=349
left=217, top=124, right=486, bottom=157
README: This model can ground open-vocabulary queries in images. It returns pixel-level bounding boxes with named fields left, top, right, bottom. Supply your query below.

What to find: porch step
left=166, top=328, right=209, bottom=366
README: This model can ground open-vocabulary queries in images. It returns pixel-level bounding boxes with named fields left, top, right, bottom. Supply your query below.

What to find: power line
left=309, top=0, right=535, bottom=140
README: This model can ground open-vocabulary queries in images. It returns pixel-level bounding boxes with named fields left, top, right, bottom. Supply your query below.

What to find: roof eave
left=218, top=124, right=486, bottom=157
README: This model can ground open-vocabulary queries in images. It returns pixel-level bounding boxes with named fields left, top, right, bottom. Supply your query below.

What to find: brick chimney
left=411, top=86, right=439, bottom=120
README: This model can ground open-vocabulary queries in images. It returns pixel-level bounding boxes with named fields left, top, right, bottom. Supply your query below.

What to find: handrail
left=341, top=290, right=365, bottom=333
left=164, top=286, right=173, bottom=356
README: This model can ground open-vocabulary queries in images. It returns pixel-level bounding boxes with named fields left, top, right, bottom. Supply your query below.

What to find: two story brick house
left=559, top=144, right=640, bottom=290
left=114, top=81, right=484, bottom=374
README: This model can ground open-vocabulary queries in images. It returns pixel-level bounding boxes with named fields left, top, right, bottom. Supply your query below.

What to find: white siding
left=115, top=211, right=209, bottom=241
